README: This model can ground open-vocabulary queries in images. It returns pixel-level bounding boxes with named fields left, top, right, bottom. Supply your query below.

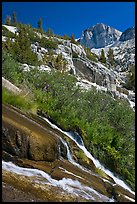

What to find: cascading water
left=40, top=116, right=135, bottom=196
left=2, top=160, right=114, bottom=202
left=59, top=135, right=98, bottom=176
left=59, top=137, right=74, bottom=162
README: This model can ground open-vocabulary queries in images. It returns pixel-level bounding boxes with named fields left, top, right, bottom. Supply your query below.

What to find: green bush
left=124, top=65, right=135, bottom=91
left=84, top=47, right=98, bottom=62
left=2, top=87, right=33, bottom=111
left=39, top=37, right=58, bottom=50
left=2, top=49, right=22, bottom=85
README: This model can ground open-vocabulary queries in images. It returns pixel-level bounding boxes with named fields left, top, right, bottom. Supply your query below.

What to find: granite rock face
left=79, top=23, right=122, bottom=49
left=119, top=27, right=135, bottom=41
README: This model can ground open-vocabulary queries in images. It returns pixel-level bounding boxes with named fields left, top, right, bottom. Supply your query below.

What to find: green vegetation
left=12, top=11, right=17, bottom=26
left=5, top=15, right=11, bottom=25
left=46, top=28, right=54, bottom=36
left=107, top=48, right=115, bottom=66
left=2, top=26, right=15, bottom=38
left=70, top=33, right=78, bottom=45
left=39, top=37, right=58, bottom=50
left=3, top=26, right=39, bottom=66
left=2, top=87, right=35, bottom=111
left=2, top=49, right=135, bottom=190
left=84, top=47, right=98, bottom=62
left=124, top=64, right=135, bottom=91
left=2, top=50, right=23, bottom=85
left=2, top=22, right=135, bottom=191
left=38, top=18, right=43, bottom=33
left=63, top=34, right=71, bottom=40
left=95, top=168, right=110, bottom=180
left=99, top=49, right=106, bottom=63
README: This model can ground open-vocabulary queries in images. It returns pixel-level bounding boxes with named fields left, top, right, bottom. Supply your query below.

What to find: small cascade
left=40, top=116, right=135, bottom=195
left=59, top=137, right=73, bottom=162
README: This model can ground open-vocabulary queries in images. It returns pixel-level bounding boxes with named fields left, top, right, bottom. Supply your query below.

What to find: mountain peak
left=80, top=23, right=122, bottom=49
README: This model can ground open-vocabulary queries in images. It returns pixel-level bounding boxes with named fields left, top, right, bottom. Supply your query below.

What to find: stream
left=40, top=116, right=135, bottom=196
left=2, top=160, right=114, bottom=202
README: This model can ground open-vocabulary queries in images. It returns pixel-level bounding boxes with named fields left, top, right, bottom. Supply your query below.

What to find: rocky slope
left=119, top=27, right=135, bottom=41
left=78, top=23, right=135, bottom=72
left=2, top=24, right=135, bottom=102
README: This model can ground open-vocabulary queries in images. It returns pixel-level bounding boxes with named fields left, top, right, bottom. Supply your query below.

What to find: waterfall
left=40, top=116, right=135, bottom=195
left=59, top=137, right=74, bottom=162
left=59, top=137, right=94, bottom=175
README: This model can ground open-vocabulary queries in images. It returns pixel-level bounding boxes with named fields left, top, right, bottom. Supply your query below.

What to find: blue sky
left=2, top=2, right=135, bottom=39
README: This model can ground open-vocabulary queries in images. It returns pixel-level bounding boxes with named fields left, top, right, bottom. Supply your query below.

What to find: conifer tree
left=70, top=33, right=76, bottom=44
left=63, top=34, right=70, bottom=40
left=125, top=64, right=135, bottom=91
left=5, top=15, right=11, bottom=25
left=46, top=28, right=53, bottom=36
left=12, top=11, right=17, bottom=25
left=99, top=49, right=106, bottom=63
left=38, top=18, right=43, bottom=33
left=107, top=48, right=115, bottom=66
left=13, top=27, right=38, bottom=65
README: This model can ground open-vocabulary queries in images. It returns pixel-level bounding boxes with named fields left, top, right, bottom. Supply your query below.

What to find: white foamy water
left=2, top=160, right=114, bottom=202
left=41, top=116, right=135, bottom=195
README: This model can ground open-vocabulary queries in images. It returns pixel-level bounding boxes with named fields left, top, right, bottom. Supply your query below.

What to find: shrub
left=84, top=47, right=98, bottom=62
left=2, top=49, right=22, bottom=85
left=2, top=87, right=33, bottom=111
left=39, top=37, right=58, bottom=50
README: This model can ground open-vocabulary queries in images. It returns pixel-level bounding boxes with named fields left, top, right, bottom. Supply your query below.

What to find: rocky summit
left=79, top=23, right=122, bottom=49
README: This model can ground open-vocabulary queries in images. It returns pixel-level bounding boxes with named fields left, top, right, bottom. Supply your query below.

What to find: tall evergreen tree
left=5, top=15, right=11, bottom=25
left=46, top=28, right=53, bottom=36
left=99, top=49, right=106, bottom=63
left=70, top=33, right=76, bottom=44
left=125, top=65, right=135, bottom=91
left=12, top=11, right=17, bottom=25
left=13, top=27, right=38, bottom=65
left=38, top=18, right=43, bottom=33
left=107, top=48, right=115, bottom=66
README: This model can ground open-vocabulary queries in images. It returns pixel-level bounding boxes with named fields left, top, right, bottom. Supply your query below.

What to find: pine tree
left=12, top=11, right=17, bottom=25
left=5, top=15, right=11, bottom=25
left=13, top=27, right=38, bottom=65
left=46, top=28, right=53, bottom=36
left=63, top=34, right=70, bottom=40
left=70, top=33, right=76, bottom=44
left=99, top=49, right=106, bottom=63
left=38, top=18, right=43, bottom=33
left=125, top=65, right=135, bottom=91
left=107, top=48, right=115, bottom=66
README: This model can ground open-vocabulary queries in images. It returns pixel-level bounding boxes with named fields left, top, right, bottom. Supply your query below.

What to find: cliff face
left=119, top=27, right=135, bottom=41
left=79, top=23, right=122, bottom=49
left=2, top=104, right=135, bottom=202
